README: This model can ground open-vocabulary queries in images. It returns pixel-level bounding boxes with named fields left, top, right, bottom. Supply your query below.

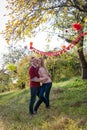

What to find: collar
left=31, top=64, right=37, bottom=68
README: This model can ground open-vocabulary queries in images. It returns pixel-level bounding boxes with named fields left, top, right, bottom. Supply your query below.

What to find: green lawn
left=0, top=77, right=87, bottom=130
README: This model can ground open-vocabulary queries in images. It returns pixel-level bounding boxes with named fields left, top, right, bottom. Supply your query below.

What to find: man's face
left=31, top=58, right=37, bottom=66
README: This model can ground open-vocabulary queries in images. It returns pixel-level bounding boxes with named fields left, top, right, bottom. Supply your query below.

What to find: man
left=28, top=57, right=47, bottom=115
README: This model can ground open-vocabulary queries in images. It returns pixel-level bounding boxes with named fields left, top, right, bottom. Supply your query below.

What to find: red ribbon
left=30, top=32, right=87, bottom=57
left=30, top=42, right=33, bottom=49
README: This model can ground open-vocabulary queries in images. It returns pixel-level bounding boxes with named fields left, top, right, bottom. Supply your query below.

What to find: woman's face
left=37, top=59, right=42, bottom=66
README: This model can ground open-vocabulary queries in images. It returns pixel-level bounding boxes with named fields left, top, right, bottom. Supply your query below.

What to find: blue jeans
left=34, top=82, right=52, bottom=111
left=29, top=87, right=40, bottom=114
left=40, top=82, right=52, bottom=107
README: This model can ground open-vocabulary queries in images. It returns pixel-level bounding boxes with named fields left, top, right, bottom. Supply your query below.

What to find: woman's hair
left=39, top=57, right=49, bottom=75
left=39, top=57, right=45, bottom=67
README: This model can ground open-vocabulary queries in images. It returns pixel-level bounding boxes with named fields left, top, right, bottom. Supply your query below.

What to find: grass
left=0, top=77, right=87, bottom=130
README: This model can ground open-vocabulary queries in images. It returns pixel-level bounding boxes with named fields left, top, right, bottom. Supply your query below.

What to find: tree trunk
left=77, top=37, right=87, bottom=79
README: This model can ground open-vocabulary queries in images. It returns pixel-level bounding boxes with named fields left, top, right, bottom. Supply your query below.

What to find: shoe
left=30, top=113, right=33, bottom=115
left=29, top=113, right=36, bottom=118
left=46, top=106, right=50, bottom=109
left=33, top=111, right=37, bottom=114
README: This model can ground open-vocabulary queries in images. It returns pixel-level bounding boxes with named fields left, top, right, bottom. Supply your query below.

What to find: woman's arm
left=31, top=77, right=48, bottom=82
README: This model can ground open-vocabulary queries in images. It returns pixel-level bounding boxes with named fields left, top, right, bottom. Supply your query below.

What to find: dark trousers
left=29, top=87, right=40, bottom=114
left=34, top=82, right=52, bottom=111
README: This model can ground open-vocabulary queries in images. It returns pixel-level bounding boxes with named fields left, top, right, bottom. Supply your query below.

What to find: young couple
left=28, top=57, right=52, bottom=115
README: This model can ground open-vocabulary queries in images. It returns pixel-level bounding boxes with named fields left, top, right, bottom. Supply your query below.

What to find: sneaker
left=33, top=111, right=37, bottom=114
left=46, top=106, right=50, bottom=109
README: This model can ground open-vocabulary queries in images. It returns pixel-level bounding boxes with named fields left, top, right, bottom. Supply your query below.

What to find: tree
left=17, top=56, right=30, bottom=89
left=0, top=69, right=10, bottom=92
left=45, top=51, right=81, bottom=82
left=7, top=63, right=17, bottom=72
left=3, top=0, right=87, bottom=79
left=2, top=44, right=30, bottom=66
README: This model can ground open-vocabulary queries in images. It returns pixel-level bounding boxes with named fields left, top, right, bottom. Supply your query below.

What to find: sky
left=0, top=0, right=68, bottom=68
left=0, top=0, right=9, bottom=68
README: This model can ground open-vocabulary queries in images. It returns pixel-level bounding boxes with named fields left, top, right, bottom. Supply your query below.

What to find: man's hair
left=31, top=56, right=35, bottom=59
left=30, top=56, right=35, bottom=62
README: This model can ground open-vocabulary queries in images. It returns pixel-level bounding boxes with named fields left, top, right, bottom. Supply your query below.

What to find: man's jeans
left=29, top=87, right=40, bottom=114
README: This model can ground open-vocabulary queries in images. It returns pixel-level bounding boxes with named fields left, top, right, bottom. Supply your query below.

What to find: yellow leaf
left=10, top=15, right=14, bottom=19
left=6, top=25, right=10, bottom=29
left=43, top=14, right=47, bottom=22
left=5, top=38, right=10, bottom=44
left=9, top=29, right=13, bottom=33
left=84, top=17, right=87, bottom=22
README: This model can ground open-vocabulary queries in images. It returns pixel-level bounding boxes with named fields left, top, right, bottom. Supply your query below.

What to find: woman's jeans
left=34, top=82, right=52, bottom=111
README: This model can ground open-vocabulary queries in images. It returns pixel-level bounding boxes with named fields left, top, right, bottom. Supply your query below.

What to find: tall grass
left=0, top=77, right=87, bottom=130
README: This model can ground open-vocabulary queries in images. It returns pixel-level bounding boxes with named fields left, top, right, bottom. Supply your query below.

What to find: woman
left=34, top=58, right=52, bottom=112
